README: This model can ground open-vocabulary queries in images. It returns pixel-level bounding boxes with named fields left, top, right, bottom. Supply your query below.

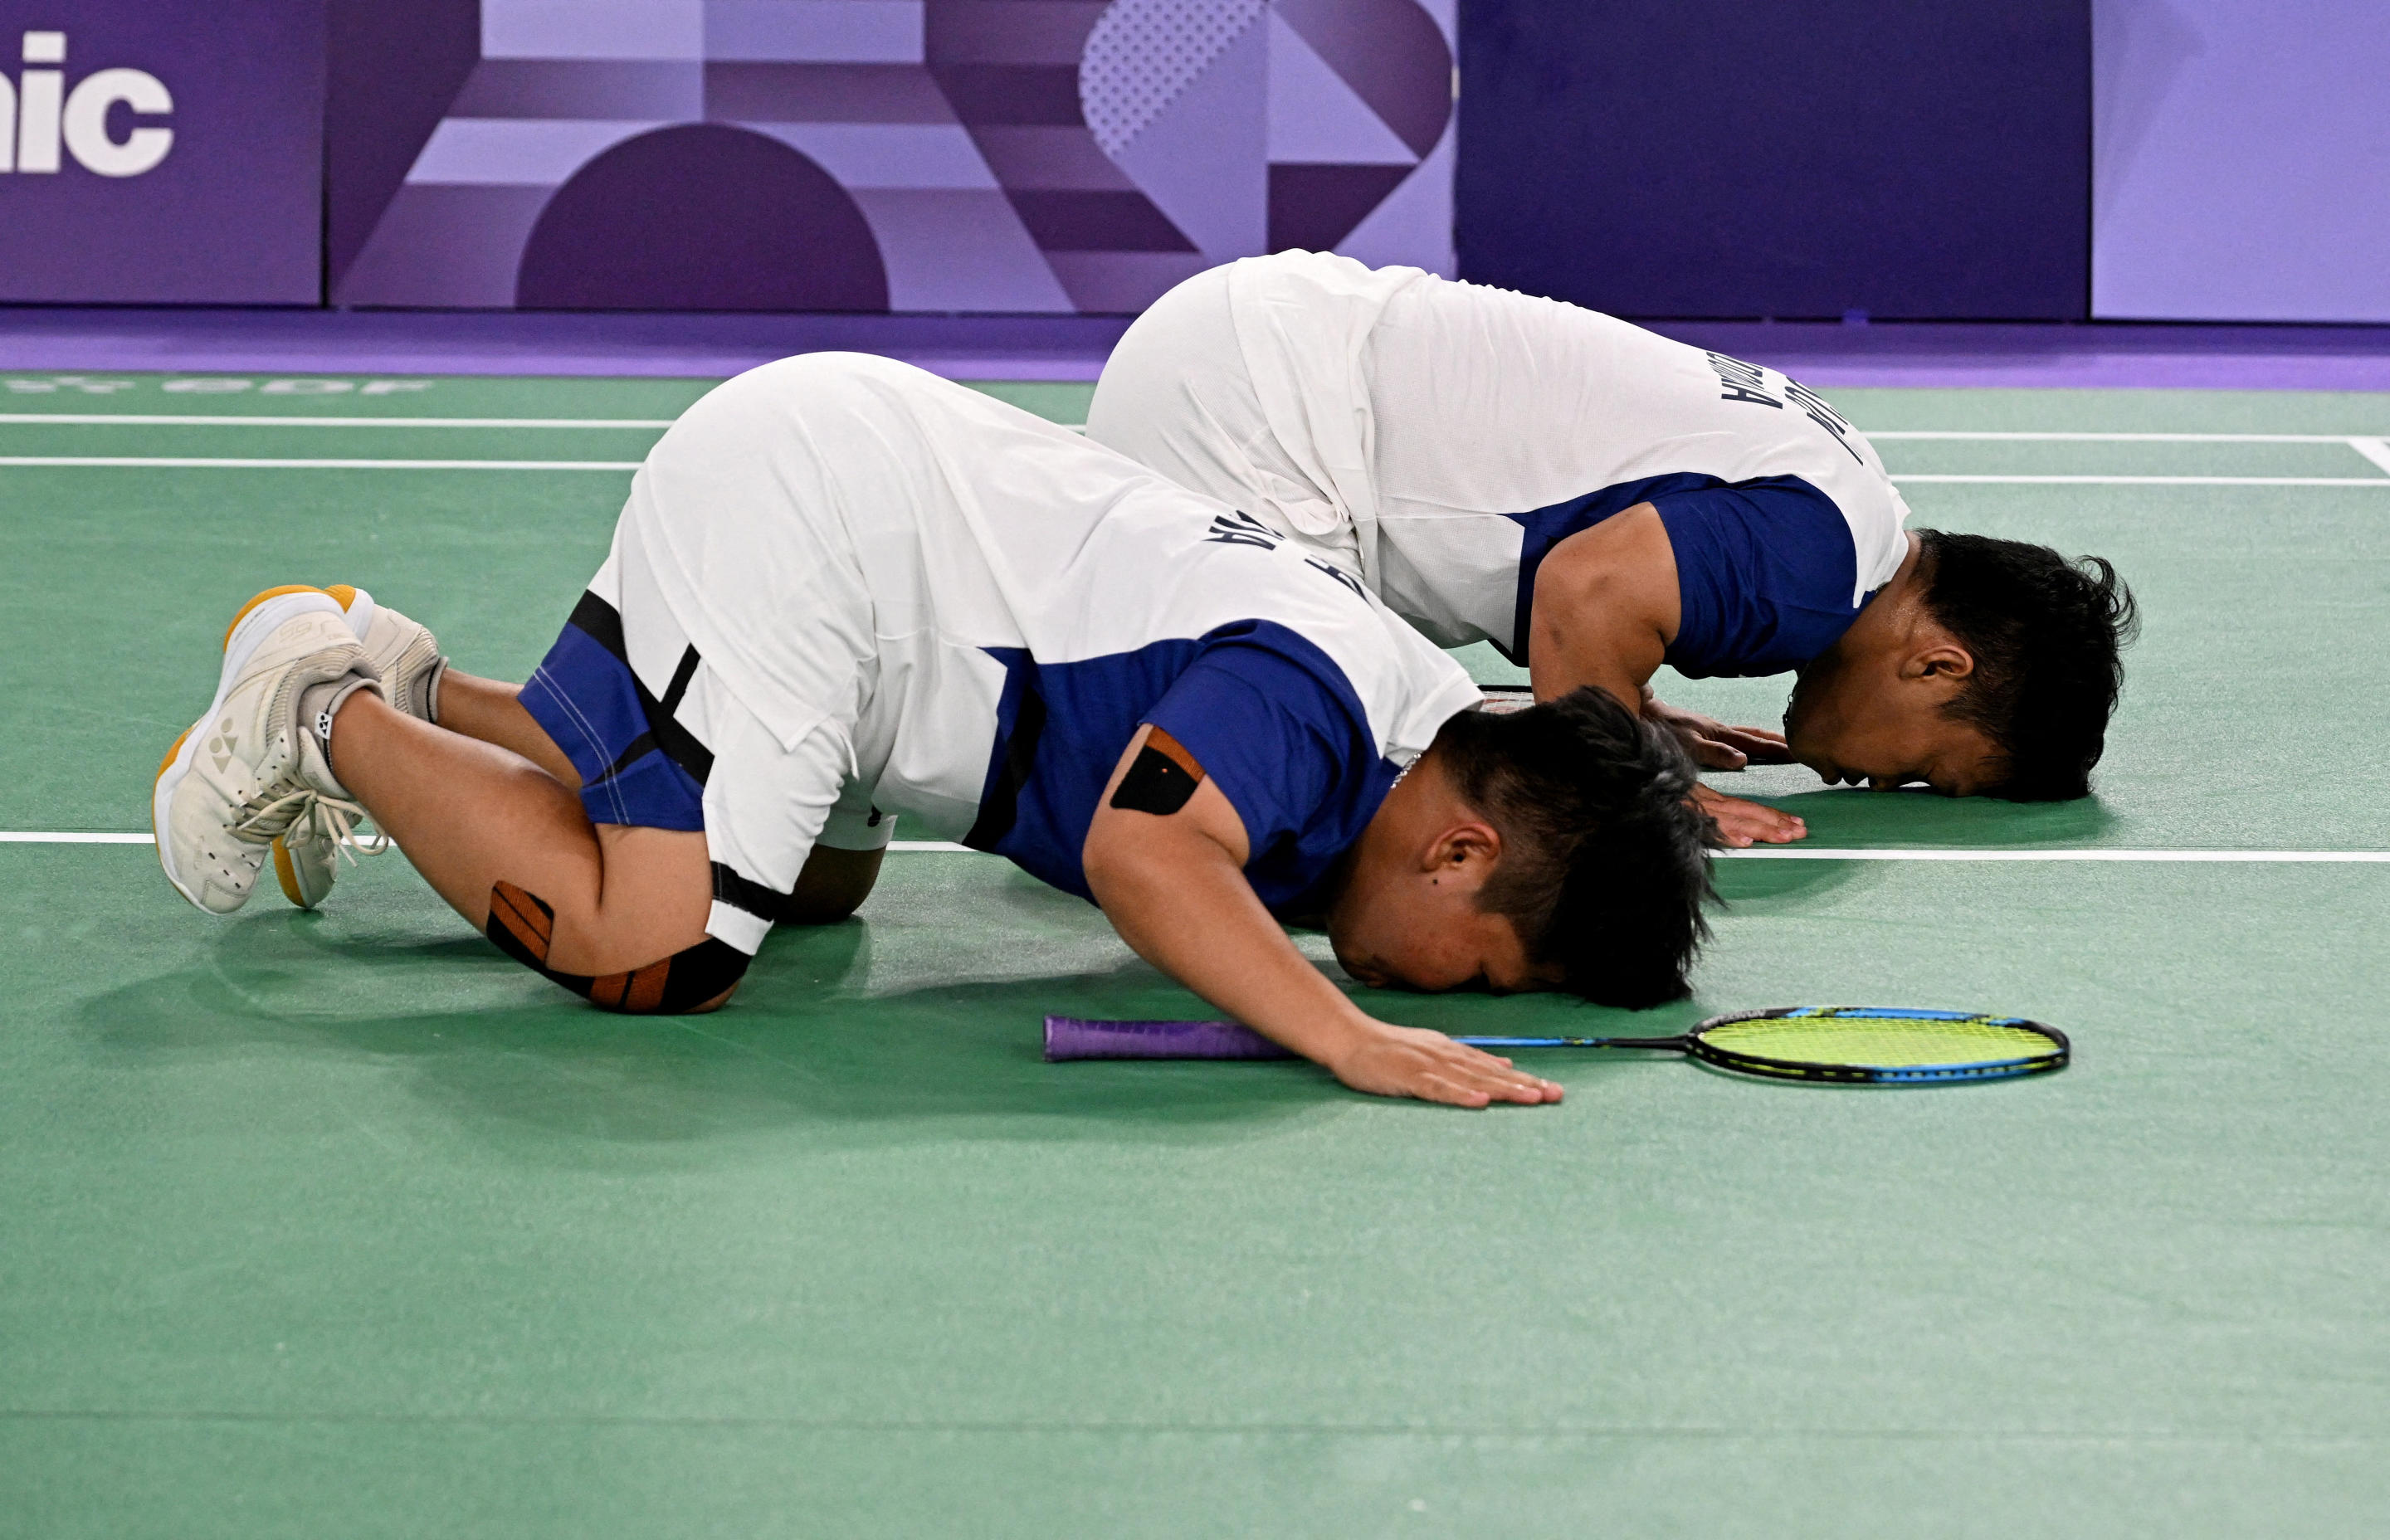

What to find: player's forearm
left=1087, top=831, right=1378, bottom=1067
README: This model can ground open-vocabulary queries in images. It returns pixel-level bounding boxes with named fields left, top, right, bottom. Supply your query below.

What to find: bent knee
left=578, top=938, right=750, bottom=1014
left=680, top=978, right=740, bottom=1013
left=486, top=880, right=749, bottom=1013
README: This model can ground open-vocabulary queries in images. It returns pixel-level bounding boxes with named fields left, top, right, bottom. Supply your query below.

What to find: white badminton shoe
left=153, top=587, right=382, bottom=915
left=324, top=585, right=446, bottom=724
left=267, top=586, right=446, bottom=907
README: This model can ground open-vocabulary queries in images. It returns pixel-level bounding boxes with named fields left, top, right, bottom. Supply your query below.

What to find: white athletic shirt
left=600, top=353, right=1481, bottom=952
left=1086, top=251, right=1914, bottom=674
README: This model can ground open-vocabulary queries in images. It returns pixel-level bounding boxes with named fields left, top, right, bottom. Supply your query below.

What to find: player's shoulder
left=695, top=352, right=1020, bottom=426
left=1243, top=561, right=1480, bottom=753
left=702, top=349, right=928, bottom=402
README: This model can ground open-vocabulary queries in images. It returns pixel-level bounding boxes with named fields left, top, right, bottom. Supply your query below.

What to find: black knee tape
left=485, top=880, right=751, bottom=1013
left=1109, top=727, right=1206, bottom=815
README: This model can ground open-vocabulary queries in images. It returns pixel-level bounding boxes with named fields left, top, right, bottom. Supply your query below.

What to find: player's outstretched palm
left=1693, top=783, right=1805, bottom=847
left=1330, top=1025, right=1563, bottom=1108
left=1642, top=695, right=1795, bottom=770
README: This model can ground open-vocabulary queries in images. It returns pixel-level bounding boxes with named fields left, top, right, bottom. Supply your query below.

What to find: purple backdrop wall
left=0, top=0, right=323, bottom=304
left=1455, top=0, right=2093, bottom=321
left=5, top=2, right=2380, bottom=322
left=2094, top=0, right=2390, bottom=324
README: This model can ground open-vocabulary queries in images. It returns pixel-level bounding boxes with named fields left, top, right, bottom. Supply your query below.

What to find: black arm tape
left=1109, top=729, right=1206, bottom=816
left=485, top=880, right=752, bottom=1014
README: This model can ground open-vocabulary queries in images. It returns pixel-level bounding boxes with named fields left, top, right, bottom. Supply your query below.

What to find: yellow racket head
left=1686, top=1006, right=2069, bottom=1084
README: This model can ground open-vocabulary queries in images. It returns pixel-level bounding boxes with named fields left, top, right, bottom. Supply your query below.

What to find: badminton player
left=1087, top=252, right=2139, bottom=845
left=150, top=353, right=1711, bottom=1108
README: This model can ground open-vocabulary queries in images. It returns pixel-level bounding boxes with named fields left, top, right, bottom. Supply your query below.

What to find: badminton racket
left=1043, top=1006, right=2068, bottom=1085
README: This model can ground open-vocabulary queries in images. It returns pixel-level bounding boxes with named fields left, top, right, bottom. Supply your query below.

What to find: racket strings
left=1698, top=1013, right=2060, bottom=1069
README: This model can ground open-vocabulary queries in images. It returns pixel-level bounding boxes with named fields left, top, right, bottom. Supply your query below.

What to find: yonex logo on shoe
left=315, top=710, right=334, bottom=743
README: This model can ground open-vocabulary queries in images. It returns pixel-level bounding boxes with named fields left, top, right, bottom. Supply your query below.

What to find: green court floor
left=4, top=374, right=2388, bottom=1536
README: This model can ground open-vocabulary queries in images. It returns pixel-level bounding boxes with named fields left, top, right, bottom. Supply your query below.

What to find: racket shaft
left=1462, top=1034, right=1686, bottom=1050
left=1043, top=1017, right=1686, bottom=1060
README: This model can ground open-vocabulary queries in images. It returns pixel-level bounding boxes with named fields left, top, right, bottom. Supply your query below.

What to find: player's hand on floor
left=1693, top=782, right=1806, bottom=847
left=1329, top=1024, right=1563, bottom=1108
left=1641, top=696, right=1795, bottom=769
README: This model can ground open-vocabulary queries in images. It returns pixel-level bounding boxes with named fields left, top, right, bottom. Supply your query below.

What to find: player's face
left=1327, top=885, right=1561, bottom=996
left=1783, top=657, right=2002, bottom=796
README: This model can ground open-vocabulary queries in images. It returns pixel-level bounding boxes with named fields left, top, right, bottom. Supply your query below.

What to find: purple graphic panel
left=517, top=125, right=889, bottom=310
left=0, top=0, right=324, bottom=304
left=326, top=0, right=478, bottom=295
left=329, top=0, right=1455, bottom=314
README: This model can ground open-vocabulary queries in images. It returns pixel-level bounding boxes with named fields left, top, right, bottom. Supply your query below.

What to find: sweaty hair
left=1914, top=531, right=2140, bottom=801
left=1432, top=687, right=1714, bottom=1009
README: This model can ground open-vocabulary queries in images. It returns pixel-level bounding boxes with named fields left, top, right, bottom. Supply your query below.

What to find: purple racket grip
left=1042, top=1016, right=1295, bottom=1061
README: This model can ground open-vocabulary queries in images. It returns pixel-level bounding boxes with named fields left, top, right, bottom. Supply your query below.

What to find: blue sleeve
left=1652, top=475, right=1866, bottom=678
left=1140, top=621, right=1395, bottom=909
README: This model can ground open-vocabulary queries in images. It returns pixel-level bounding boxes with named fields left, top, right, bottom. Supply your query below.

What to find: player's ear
left=1907, top=640, right=1975, bottom=683
left=1424, top=820, right=1501, bottom=876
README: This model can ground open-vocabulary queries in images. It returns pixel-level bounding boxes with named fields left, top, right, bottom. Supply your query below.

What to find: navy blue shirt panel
left=1649, top=476, right=1865, bottom=678
left=1143, top=624, right=1400, bottom=916
left=973, top=621, right=1396, bottom=915
left=1504, top=471, right=1725, bottom=665
left=1505, top=473, right=1868, bottom=679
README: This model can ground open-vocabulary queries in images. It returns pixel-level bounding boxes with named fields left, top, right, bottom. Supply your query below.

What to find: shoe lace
left=230, top=782, right=390, bottom=866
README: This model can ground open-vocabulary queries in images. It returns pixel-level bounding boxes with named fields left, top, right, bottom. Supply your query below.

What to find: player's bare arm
left=1524, top=504, right=1806, bottom=847
left=1082, top=725, right=1562, bottom=1109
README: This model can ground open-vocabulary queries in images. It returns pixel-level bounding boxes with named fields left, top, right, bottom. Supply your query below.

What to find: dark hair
left=1432, top=687, right=1715, bottom=1008
left=1914, top=531, right=2140, bottom=801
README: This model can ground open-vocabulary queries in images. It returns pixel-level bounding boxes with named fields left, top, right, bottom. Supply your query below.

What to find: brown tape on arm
left=1109, top=726, right=1207, bottom=816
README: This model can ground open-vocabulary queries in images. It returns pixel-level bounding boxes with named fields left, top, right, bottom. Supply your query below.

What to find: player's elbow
left=1528, top=570, right=1666, bottom=709
left=1081, top=807, right=1195, bottom=919
left=1080, top=811, right=1142, bottom=910
left=1530, top=557, right=1630, bottom=651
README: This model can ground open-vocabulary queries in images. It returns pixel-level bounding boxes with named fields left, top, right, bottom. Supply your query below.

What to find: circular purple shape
left=517, top=124, right=890, bottom=313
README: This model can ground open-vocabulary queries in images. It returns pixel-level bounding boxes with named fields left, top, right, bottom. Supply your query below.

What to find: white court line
left=2350, top=438, right=2390, bottom=475
left=9, top=422, right=2363, bottom=443
left=2, top=461, right=2379, bottom=485
left=1892, top=474, right=2390, bottom=487
left=0, top=422, right=2371, bottom=446
left=12, top=831, right=2388, bottom=863
left=880, top=841, right=2390, bottom=863
left=0, top=832, right=990, bottom=850
left=1867, top=431, right=2377, bottom=444
left=0, top=456, right=643, bottom=470
left=0, top=414, right=676, bottom=428
left=1716, top=847, right=2390, bottom=863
